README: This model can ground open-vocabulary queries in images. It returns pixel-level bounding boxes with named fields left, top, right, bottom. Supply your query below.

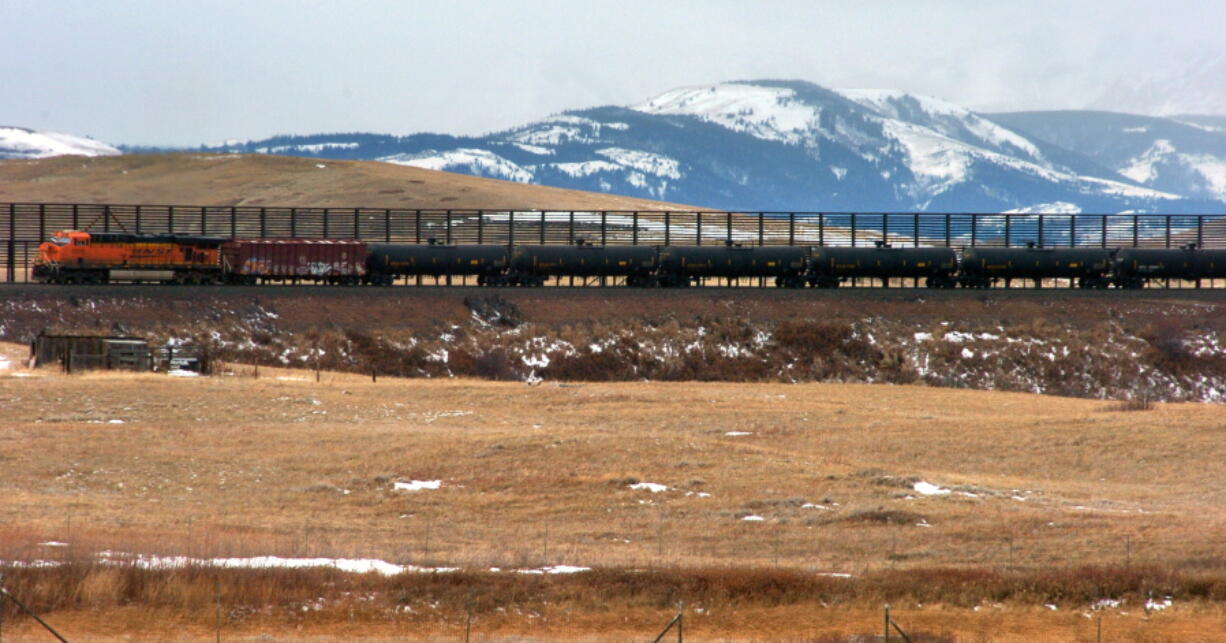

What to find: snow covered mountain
left=987, top=111, right=1226, bottom=203
left=0, top=126, right=120, bottom=160
left=1088, top=54, right=1226, bottom=118
left=195, top=80, right=1226, bottom=213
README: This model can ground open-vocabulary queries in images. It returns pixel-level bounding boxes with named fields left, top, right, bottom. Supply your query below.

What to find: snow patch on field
left=393, top=480, right=441, bottom=492
left=381, top=149, right=534, bottom=183
left=629, top=482, right=670, bottom=493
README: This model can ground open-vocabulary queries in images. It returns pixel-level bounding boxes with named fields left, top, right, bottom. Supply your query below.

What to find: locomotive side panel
left=33, top=230, right=224, bottom=284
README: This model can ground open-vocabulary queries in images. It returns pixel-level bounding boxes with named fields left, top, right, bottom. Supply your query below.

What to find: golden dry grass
left=3, top=346, right=1226, bottom=639
left=0, top=153, right=705, bottom=211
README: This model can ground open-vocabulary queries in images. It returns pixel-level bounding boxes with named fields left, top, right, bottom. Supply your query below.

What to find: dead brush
left=1108, top=393, right=1154, bottom=412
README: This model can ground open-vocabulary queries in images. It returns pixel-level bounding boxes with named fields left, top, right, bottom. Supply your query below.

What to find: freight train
left=30, top=230, right=1226, bottom=289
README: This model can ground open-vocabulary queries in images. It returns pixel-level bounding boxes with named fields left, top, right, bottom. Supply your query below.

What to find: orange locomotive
left=32, top=230, right=226, bottom=284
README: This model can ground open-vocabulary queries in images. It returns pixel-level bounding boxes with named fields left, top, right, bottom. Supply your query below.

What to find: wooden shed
left=32, top=332, right=152, bottom=372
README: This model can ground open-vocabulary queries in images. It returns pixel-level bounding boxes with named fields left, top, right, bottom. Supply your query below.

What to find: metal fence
left=4, top=202, right=1226, bottom=282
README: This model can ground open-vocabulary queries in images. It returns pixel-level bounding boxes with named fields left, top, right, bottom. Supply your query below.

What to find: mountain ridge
left=11, top=80, right=1226, bottom=214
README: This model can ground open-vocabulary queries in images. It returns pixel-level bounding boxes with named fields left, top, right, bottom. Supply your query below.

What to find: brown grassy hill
left=0, top=153, right=707, bottom=211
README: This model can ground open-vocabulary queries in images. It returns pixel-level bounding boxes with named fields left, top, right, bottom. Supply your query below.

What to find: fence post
left=650, top=601, right=684, bottom=643
left=697, top=211, right=703, bottom=245
left=758, top=212, right=764, bottom=246
left=385, top=209, right=392, bottom=243
left=884, top=604, right=890, bottom=643
left=230, top=206, right=237, bottom=239
left=215, top=580, right=222, bottom=643
left=0, top=584, right=70, bottom=643
left=539, top=211, right=546, bottom=244
left=664, top=211, right=670, bottom=246
left=6, top=203, right=14, bottom=283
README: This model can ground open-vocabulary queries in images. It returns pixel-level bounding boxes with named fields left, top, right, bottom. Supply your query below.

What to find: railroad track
left=3, top=283, right=1226, bottom=302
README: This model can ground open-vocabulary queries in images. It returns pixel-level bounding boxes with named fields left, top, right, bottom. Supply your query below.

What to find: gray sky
left=3, top=0, right=1223, bottom=146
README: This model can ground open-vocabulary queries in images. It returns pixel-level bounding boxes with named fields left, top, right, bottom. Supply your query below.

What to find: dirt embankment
left=2, top=287, right=1223, bottom=401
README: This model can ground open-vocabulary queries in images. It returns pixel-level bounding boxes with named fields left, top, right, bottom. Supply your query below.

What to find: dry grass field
left=0, top=153, right=704, bottom=211
left=3, top=340, right=1226, bottom=640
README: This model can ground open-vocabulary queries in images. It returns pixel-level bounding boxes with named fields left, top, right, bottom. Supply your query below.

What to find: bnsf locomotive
left=30, top=230, right=1226, bottom=289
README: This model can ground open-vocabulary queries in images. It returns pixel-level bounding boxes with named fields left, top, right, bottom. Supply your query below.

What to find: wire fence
left=4, top=203, right=1225, bottom=283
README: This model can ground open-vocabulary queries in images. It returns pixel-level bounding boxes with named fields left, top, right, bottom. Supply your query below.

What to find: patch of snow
left=632, top=82, right=820, bottom=144
left=513, top=143, right=554, bottom=155
left=594, top=147, right=681, bottom=179
left=1003, top=202, right=1083, bottom=214
left=742, top=515, right=765, bottom=522
left=393, top=480, right=441, bottom=492
left=551, top=160, right=621, bottom=178
left=38, top=541, right=69, bottom=547
left=0, top=126, right=120, bottom=159
left=107, top=419, right=125, bottom=424
left=724, top=431, right=753, bottom=436
left=913, top=481, right=951, bottom=496
left=629, top=482, right=670, bottom=493
left=168, top=369, right=200, bottom=377
left=1119, top=139, right=1175, bottom=184
left=516, top=565, right=591, bottom=575
left=381, top=148, right=534, bottom=183
left=1092, top=598, right=1123, bottom=610
left=1146, top=596, right=1172, bottom=612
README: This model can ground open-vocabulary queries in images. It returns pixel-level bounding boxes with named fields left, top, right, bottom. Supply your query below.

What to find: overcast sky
left=3, top=0, right=1223, bottom=146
